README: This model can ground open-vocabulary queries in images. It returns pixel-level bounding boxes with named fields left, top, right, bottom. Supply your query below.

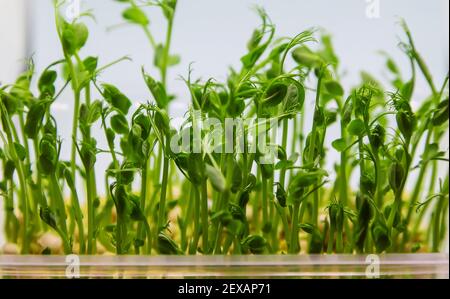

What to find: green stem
left=261, top=177, right=268, bottom=235
left=279, top=118, right=289, bottom=187
left=327, top=224, right=335, bottom=254
left=1, top=108, right=31, bottom=253
left=33, top=138, right=46, bottom=208
left=336, top=228, right=343, bottom=253
left=71, top=90, right=81, bottom=178
left=432, top=172, right=448, bottom=252
left=189, top=185, right=201, bottom=254
left=161, top=18, right=174, bottom=87
left=201, top=180, right=209, bottom=254
left=157, top=141, right=170, bottom=234
left=66, top=177, right=86, bottom=254
left=289, top=201, right=301, bottom=254
left=85, top=167, right=96, bottom=254
left=50, top=174, right=71, bottom=254
left=135, top=159, right=149, bottom=254
left=403, top=129, right=433, bottom=240
left=273, top=202, right=290, bottom=249
left=338, top=150, right=348, bottom=207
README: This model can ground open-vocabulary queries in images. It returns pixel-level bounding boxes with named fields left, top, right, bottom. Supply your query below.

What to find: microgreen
left=0, top=4, right=448, bottom=256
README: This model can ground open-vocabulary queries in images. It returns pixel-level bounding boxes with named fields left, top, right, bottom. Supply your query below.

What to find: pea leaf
left=62, top=22, right=89, bottom=55
left=83, top=56, right=98, bottom=75
left=241, top=235, right=267, bottom=254
left=40, top=207, right=58, bottom=230
left=157, top=232, right=180, bottom=255
left=102, top=84, right=132, bottom=115
left=290, top=169, right=327, bottom=189
left=38, top=70, right=57, bottom=97
left=432, top=98, right=449, bottom=126
left=154, top=44, right=165, bottom=69
left=292, top=46, right=323, bottom=68
left=142, top=69, right=168, bottom=108
left=13, top=143, right=26, bottom=161
left=263, top=82, right=288, bottom=107
left=205, top=164, right=226, bottom=192
left=122, top=7, right=149, bottom=25
left=87, top=100, right=102, bottom=125
left=275, top=183, right=287, bottom=207
left=324, top=80, right=344, bottom=97
left=347, top=119, right=366, bottom=136
left=282, top=83, right=305, bottom=114
left=110, top=113, right=129, bottom=135
left=247, top=29, right=263, bottom=51
left=230, top=160, right=242, bottom=193
left=168, top=54, right=181, bottom=66
left=25, top=101, right=47, bottom=139
left=331, top=138, right=347, bottom=152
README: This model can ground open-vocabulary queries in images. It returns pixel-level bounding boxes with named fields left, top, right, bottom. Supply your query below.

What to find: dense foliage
left=0, top=0, right=448, bottom=255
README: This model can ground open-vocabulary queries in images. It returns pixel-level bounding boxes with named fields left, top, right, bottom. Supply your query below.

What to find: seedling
left=0, top=2, right=448, bottom=256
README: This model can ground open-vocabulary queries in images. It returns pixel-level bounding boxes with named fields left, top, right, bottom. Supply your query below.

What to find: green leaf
left=292, top=46, right=323, bottom=68
left=371, top=219, right=391, bottom=253
left=432, top=98, right=449, bottom=126
left=161, top=0, right=176, bottom=20
left=40, top=206, right=58, bottom=230
left=396, top=110, right=416, bottom=140
left=370, top=124, right=385, bottom=150
left=290, top=169, right=327, bottom=190
left=13, top=143, right=26, bottom=161
left=205, top=164, right=226, bottom=192
left=154, top=44, right=165, bottom=69
left=102, top=84, right=132, bottom=114
left=282, top=83, right=305, bottom=114
left=241, top=235, right=267, bottom=254
left=187, top=153, right=205, bottom=185
left=275, top=183, right=287, bottom=207
left=386, top=58, right=400, bottom=75
left=142, top=70, right=168, bottom=108
left=241, top=27, right=273, bottom=70
left=347, top=119, right=366, bottom=136
left=3, top=160, right=15, bottom=180
left=421, top=143, right=445, bottom=163
left=110, top=113, right=129, bottom=135
left=157, top=232, right=180, bottom=255
left=230, top=161, right=242, bottom=193
left=389, top=162, right=405, bottom=195
left=39, top=139, right=57, bottom=175
left=263, top=82, right=288, bottom=107
left=62, top=22, right=89, bottom=55
left=247, top=29, right=263, bottom=51
left=226, top=98, right=245, bottom=117
left=331, top=138, right=347, bottom=152
left=25, top=101, right=46, bottom=139
left=83, top=56, right=98, bottom=75
left=168, top=54, right=181, bottom=66
left=324, top=80, right=344, bottom=97
left=38, top=70, right=57, bottom=97
left=400, top=80, right=414, bottom=101
left=87, top=100, right=102, bottom=125
left=122, top=7, right=149, bottom=25
left=155, top=109, right=170, bottom=135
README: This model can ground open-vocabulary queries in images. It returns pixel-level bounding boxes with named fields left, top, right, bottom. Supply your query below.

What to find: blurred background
left=0, top=0, right=449, bottom=248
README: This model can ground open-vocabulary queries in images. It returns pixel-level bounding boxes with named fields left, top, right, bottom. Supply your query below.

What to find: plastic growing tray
left=0, top=254, right=448, bottom=279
